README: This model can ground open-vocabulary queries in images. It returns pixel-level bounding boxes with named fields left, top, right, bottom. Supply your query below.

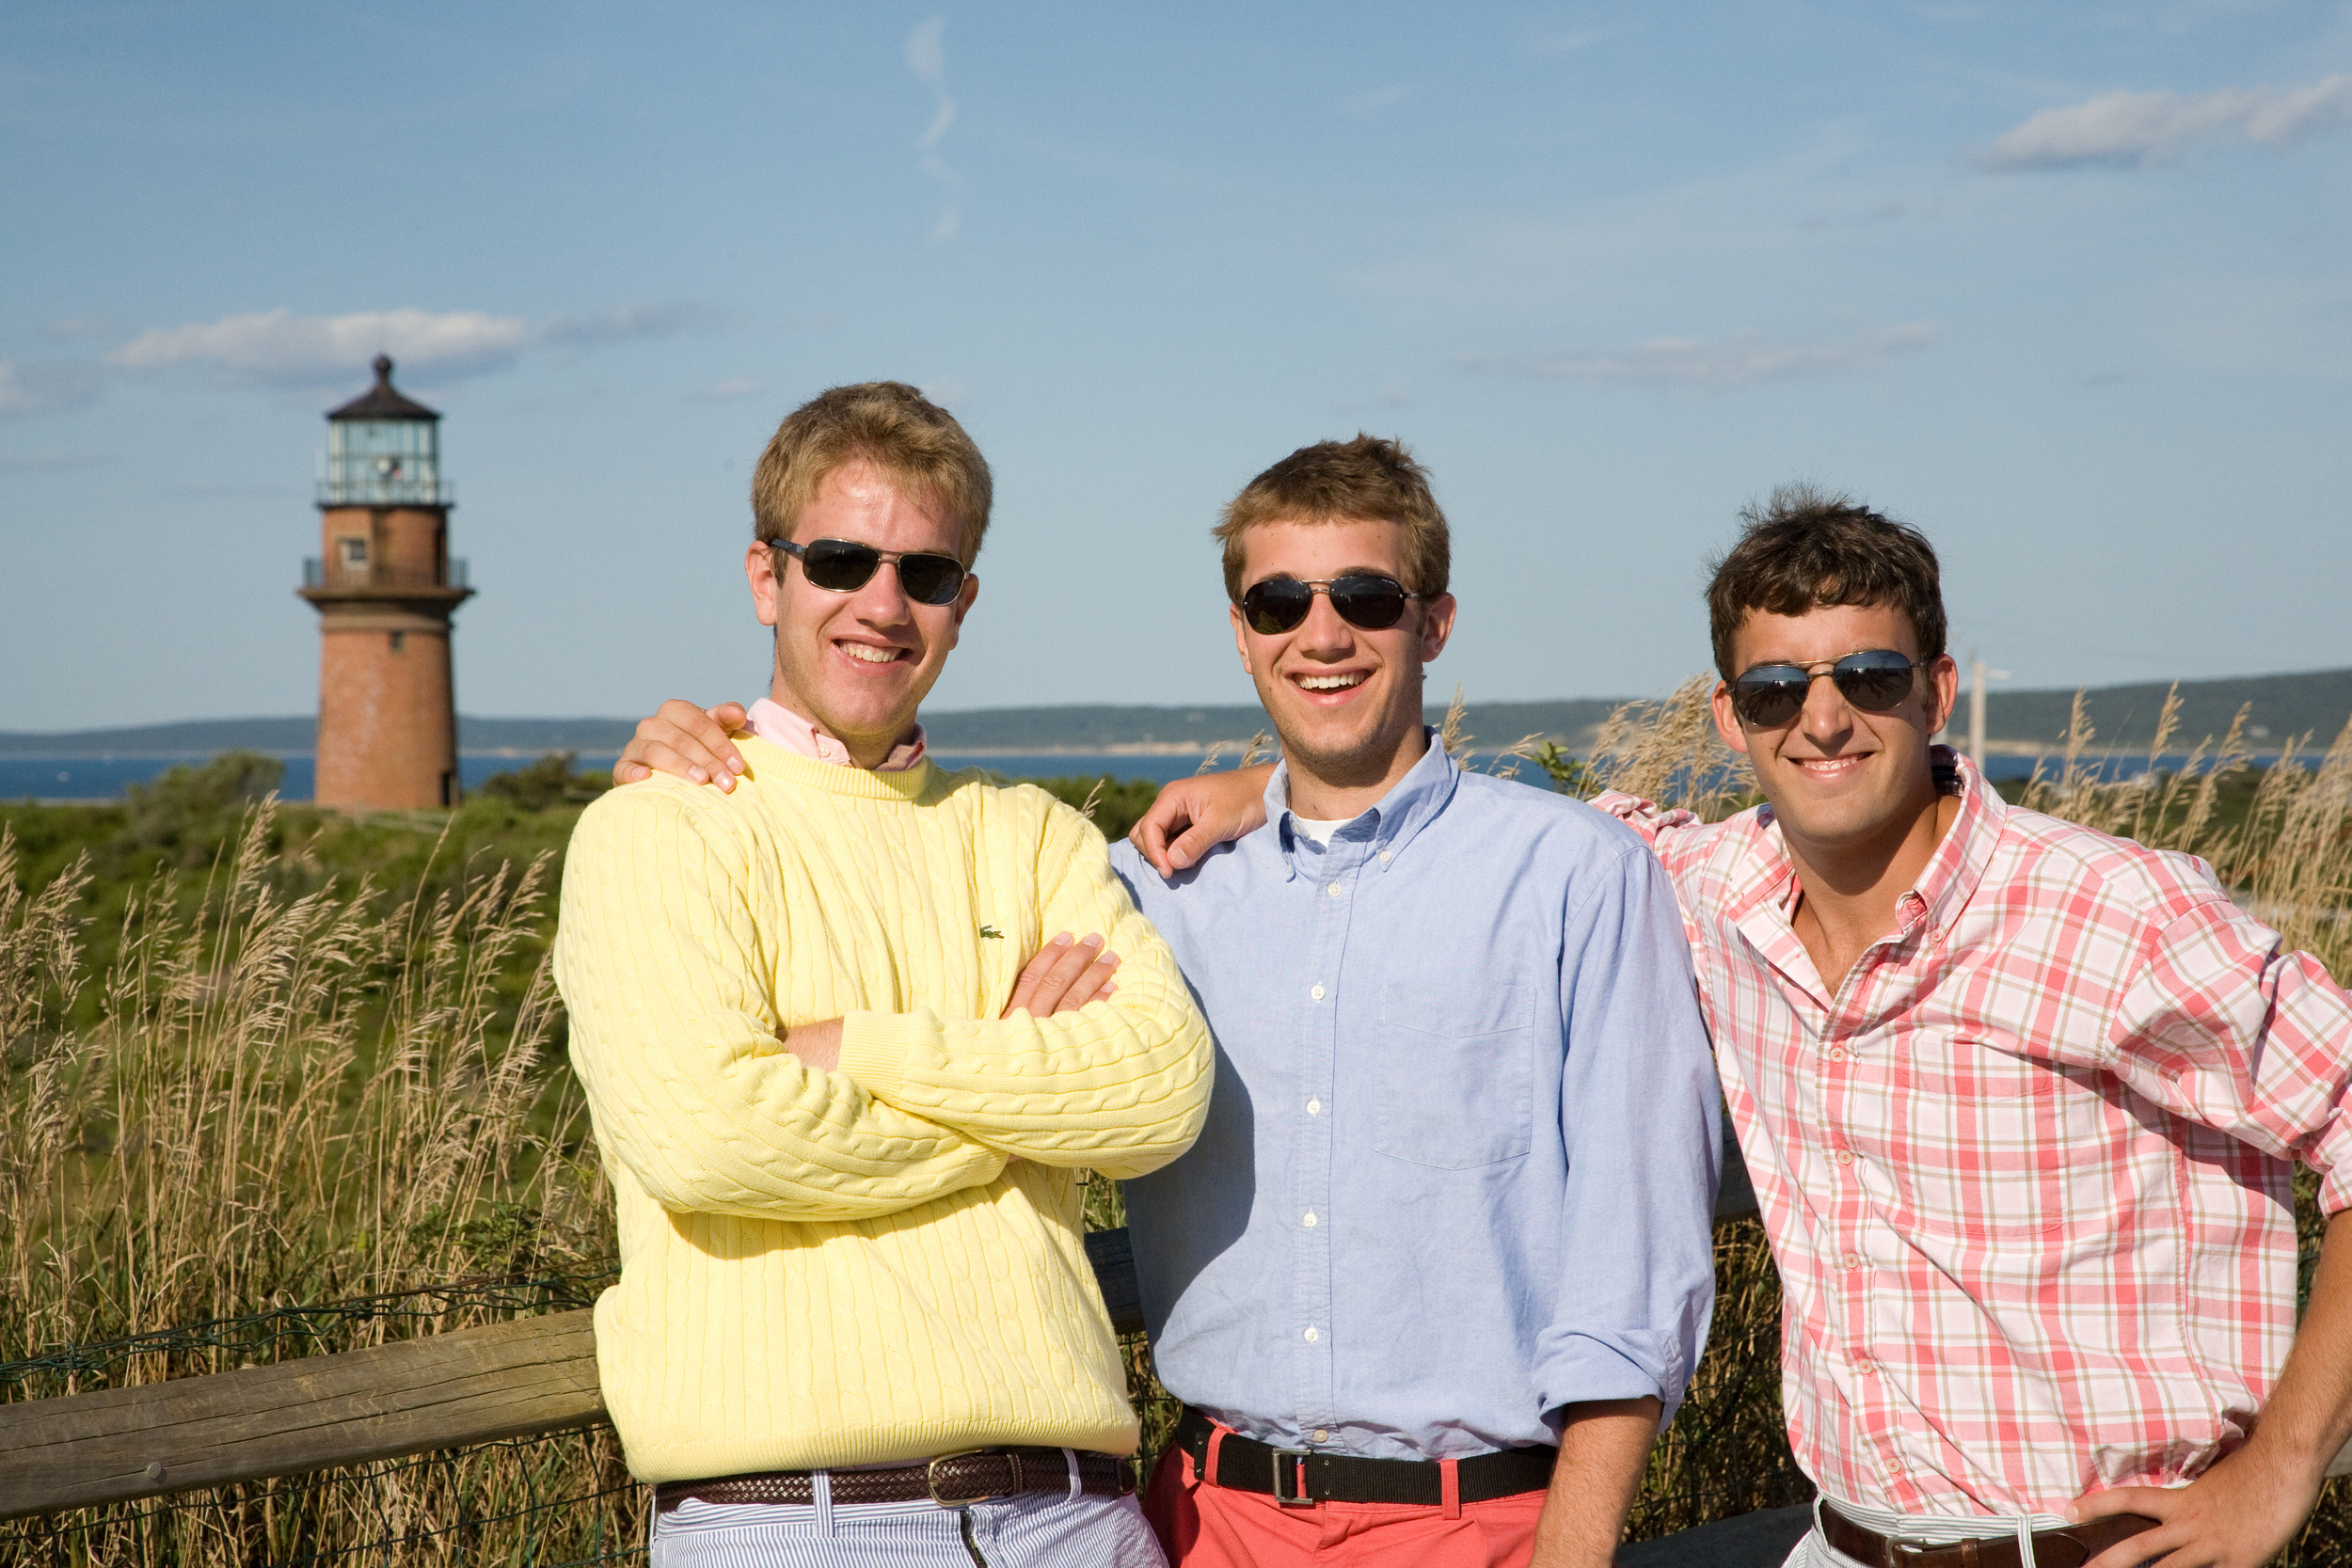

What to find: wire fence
left=0, top=1273, right=616, bottom=1405
left=10, top=1229, right=2352, bottom=1566
left=0, top=1227, right=1808, bottom=1566
left=1, top=1272, right=635, bottom=1568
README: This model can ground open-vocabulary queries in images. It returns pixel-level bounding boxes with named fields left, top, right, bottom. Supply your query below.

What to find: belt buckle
left=1268, top=1449, right=1317, bottom=1508
left=1888, top=1537, right=1939, bottom=1564
left=926, top=1449, right=1006, bottom=1509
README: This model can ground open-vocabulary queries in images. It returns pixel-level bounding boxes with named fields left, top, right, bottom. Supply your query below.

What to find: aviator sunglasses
left=1240, top=574, right=1421, bottom=635
left=771, top=538, right=968, bottom=606
left=1730, top=648, right=1925, bottom=729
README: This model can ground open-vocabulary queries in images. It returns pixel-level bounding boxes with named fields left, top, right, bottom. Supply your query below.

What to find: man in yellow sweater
left=553, top=381, right=1214, bottom=1567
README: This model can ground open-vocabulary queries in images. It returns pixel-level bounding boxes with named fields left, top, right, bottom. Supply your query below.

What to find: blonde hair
left=750, top=382, right=993, bottom=563
left=1211, top=435, right=1450, bottom=602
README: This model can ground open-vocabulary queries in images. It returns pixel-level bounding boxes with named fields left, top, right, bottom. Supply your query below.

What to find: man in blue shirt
left=611, top=436, right=1722, bottom=1568
left=1106, top=436, right=1719, bottom=1568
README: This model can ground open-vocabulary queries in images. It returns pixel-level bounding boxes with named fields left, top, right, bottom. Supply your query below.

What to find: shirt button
left=1834, top=1148, right=1855, bottom=1165
left=1312, top=1429, right=1330, bottom=1443
left=1327, top=881, right=1344, bottom=898
left=1841, top=1252, right=1862, bottom=1271
left=1827, top=1048, right=1847, bottom=1063
left=1302, top=1212, right=1318, bottom=1228
left=1307, top=1099, right=1322, bottom=1116
left=1377, top=850, right=1391, bottom=863
left=1304, top=1325, right=1320, bottom=1343
left=1854, top=1356, right=1875, bottom=1374
left=1311, top=984, right=1326, bottom=1001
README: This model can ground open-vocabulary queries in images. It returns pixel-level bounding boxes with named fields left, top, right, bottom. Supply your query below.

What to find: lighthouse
left=298, top=356, right=473, bottom=810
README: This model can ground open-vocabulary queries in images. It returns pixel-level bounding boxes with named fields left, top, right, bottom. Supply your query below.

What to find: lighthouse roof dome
left=327, top=356, right=438, bottom=421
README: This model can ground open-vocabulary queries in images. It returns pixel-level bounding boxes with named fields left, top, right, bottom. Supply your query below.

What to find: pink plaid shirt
left=1598, top=749, right=2352, bottom=1517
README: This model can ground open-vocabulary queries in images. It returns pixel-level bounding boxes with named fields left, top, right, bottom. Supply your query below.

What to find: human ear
left=1922, top=653, right=1960, bottom=736
left=1418, top=593, right=1457, bottom=662
left=1229, top=603, right=1254, bottom=676
left=1710, top=680, right=1754, bottom=756
left=746, top=543, right=783, bottom=628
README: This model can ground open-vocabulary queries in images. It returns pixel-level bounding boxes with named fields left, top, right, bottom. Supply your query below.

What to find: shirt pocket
left=1372, top=980, right=1537, bottom=1170
left=1886, top=1036, right=2109, bottom=1240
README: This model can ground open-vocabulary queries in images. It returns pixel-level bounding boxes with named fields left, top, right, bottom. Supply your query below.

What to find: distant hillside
left=915, top=700, right=1627, bottom=751
left=6, top=668, right=2345, bottom=757
left=0, top=716, right=645, bottom=758
left=1978, top=667, right=2352, bottom=750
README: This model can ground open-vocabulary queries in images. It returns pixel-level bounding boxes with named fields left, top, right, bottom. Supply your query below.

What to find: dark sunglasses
left=1731, top=648, right=1924, bottom=729
left=1239, top=574, right=1420, bottom=635
left=773, top=538, right=967, bottom=606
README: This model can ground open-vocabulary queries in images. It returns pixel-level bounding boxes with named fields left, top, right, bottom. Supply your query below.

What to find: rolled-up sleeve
left=1534, top=843, right=1723, bottom=1426
left=2106, top=894, right=2352, bottom=1215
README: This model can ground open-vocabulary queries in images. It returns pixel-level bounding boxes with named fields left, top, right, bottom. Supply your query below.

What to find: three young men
left=555, top=382, right=1213, bottom=1567
left=1137, top=489, right=2352, bottom=1568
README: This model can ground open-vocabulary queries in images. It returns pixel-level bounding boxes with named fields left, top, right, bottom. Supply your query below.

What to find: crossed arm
left=557, top=759, right=1205, bottom=1224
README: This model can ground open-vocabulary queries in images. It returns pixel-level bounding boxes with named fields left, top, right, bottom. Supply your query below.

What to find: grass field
left=4, top=683, right=2349, bottom=1563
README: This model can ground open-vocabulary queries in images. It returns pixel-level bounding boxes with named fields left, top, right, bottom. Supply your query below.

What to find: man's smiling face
left=1230, top=515, right=1456, bottom=795
left=1709, top=600, right=1958, bottom=861
left=746, top=461, right=977, bottom=767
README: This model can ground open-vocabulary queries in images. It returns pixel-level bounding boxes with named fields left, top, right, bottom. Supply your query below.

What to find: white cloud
left=1977, top=75, right=2352, bottom=170
left=0, top=360, right=103, bottom=417
left=105, top=303, right=710, bottom=388
left=905, top=15, right=960, bottom=243
left=686, top=376, right=765, bottom=404
left=1460, top=324, right=1939, bottom=388
left=111, top=308, right=532, bottom=385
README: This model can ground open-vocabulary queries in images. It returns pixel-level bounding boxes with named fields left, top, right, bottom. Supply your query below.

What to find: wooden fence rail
left=7, top=1148, right=2336, bottom=1566
left=0, top=1224, right=1157, bottom=1525
left=0, top=1138, right=1756, bottom=1529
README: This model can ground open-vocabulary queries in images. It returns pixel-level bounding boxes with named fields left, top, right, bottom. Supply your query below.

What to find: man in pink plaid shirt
left=1124, top=486, right=2352, bottom=1568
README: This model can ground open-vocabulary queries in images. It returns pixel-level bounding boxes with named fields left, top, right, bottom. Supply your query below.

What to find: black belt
left=1174, top=1407, right=1556, bottom=1507
left=1820, top=1500, right=2158, bottom=1568
left=653, top=1448, right=1135, bottom=1513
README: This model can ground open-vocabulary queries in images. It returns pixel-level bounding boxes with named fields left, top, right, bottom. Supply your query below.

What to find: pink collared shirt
left=743, top=697, right=928, bottom=772
left=1598, top=749, right=2352, bottom=1517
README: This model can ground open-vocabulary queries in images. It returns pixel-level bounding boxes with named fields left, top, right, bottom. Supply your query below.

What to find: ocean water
left=0, top=749, right=2279, bottom=804
left=2, top=751, right=1215, bottom=803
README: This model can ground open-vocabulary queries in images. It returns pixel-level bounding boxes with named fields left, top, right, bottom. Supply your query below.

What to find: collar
left=1262, top=728, right=1459, bottom=881
left=745, top=696, right=928, bottom=773
left=1912, top=745, right=2001, bottom=942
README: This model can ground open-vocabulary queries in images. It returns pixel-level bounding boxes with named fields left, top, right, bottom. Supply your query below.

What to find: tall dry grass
left=4, top=683, right=2348, bottom=1561
left=0, top=800, right=631, bottom=1566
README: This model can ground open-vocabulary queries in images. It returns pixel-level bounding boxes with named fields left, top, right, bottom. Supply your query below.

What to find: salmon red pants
left=1143, top=1445, right=1549, bottom=1567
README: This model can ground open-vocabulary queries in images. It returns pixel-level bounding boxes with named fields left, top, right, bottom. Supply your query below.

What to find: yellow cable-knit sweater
left=553, top=739, right=1214, bottom=1482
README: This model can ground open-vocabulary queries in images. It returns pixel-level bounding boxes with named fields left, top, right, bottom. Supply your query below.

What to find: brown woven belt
left=1820, top=1500, right=2158, bottom=1568
left=653, top=1448, right=1136, bottom=1513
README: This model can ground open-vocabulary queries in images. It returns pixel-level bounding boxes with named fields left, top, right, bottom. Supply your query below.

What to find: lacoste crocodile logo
left=979, top=925, right=1003, bottom=940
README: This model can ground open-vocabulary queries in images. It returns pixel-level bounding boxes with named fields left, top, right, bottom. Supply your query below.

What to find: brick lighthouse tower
left=298, top=356, right=473, bottom=810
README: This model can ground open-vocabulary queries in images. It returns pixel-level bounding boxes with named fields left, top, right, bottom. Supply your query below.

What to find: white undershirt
left=1288, top=814, right=1360, bottom=847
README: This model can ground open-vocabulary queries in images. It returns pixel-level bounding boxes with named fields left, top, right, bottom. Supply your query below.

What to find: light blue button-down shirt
left=1110, top=736, right=1721, bottom=1461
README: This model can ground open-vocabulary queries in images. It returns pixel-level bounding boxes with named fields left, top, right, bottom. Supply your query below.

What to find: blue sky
left=4, top=2, right=2348, bottom=733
